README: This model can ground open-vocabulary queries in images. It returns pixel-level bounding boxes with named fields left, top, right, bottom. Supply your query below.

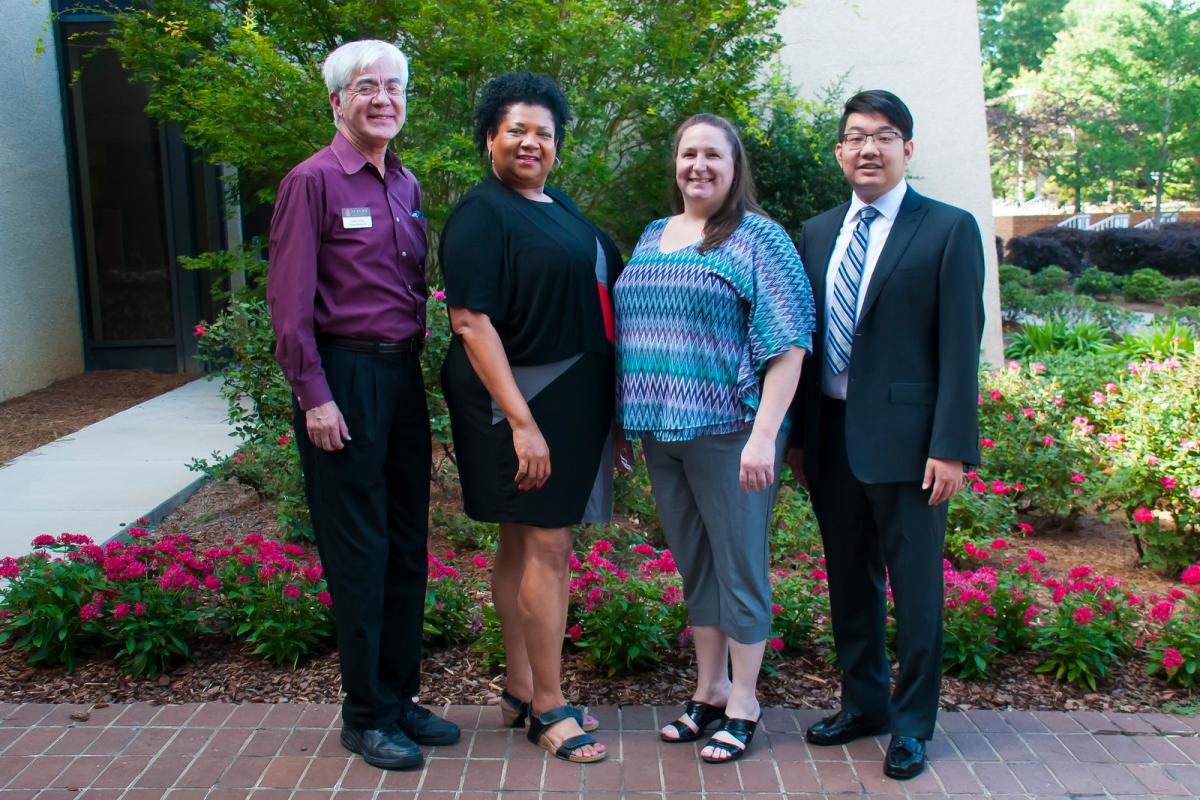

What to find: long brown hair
left=669, top=113, right=767, bottom=254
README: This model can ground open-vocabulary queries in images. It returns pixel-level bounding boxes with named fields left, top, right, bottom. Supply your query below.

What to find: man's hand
left=785, top=447, right=807, bottom=488
left=922, top=457, right=964, bottom=506
left=740, top=433, right=777, bottom=493
left=512, top=420, right=550, bottom=490
left=305, top=400, right=351, bottom=452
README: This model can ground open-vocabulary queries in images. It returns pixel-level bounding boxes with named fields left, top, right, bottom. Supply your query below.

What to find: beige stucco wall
left=0, top=0, right=84, bottom=401
left=778, top=0, right=1005, bottom=367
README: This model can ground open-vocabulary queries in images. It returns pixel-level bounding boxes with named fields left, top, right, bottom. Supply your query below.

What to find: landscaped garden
left=2, top=276, right=1199, bottom=714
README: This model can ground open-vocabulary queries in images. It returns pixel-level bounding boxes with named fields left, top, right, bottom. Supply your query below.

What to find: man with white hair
left=267, top=39, right=458, bottom=771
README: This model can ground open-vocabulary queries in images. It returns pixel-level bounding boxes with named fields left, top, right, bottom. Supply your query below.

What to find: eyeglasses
left=347, top=81, right=405, bottom=100
left=840, top=131, right=904, bottom=149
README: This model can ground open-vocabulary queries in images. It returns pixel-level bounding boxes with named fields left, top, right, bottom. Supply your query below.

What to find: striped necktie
left=825, top=205, right=878, bottom=374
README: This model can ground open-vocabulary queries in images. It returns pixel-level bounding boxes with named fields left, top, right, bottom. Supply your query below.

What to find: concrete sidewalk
left=0, top=378, right=236, bottom=560
left=0, top=702, right=1198, bottom=798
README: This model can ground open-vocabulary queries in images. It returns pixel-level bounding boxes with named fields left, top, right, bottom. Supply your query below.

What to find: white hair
left=322, top=40, right=409, bottom=124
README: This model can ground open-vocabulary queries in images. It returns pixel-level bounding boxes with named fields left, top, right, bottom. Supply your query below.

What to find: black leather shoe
left=340, top=725, right=423, bottom=770
left=398, top=704, right=461, bottom=746
left=804, top=709, right=888, bottom=746
left=884, top=735, right=927, bottom=780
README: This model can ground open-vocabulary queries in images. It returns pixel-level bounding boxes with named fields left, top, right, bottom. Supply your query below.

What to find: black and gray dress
left=440, top=174, right=622, bottom=529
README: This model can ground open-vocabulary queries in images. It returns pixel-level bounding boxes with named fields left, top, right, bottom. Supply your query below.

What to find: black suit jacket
left=791, top=187, right=985, bottom=483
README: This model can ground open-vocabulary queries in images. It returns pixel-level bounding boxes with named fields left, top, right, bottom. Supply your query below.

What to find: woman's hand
left=512, top=420, right=551, bottom=490
left=739, top=432, right=777, bottom=493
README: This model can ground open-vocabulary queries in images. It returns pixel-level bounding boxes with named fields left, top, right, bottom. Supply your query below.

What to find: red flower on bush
left=1162, top=648, right=1184, bottom=669
left=1150, top=601, right=1175, bottom=622
left=1133, top=507, right=1154, bottom=523
left=566, top=624, right=583, bottom=641
left=1073, top=607, right=1095, bottom=625
left=282, top=584, right=302, bottom=599
left=981, top=439, right=995, bottom=448
left=1017, top=523, right=1034, bottom=536
left=1162, top=476, right=1178, bottom=489
left=1182, top=565, right=1200, bottom=586
left=32, top=534, right=56, bottom=547
left=318, top=591, right=333, bottom=608
left=767, top=637, right=784, bottom=652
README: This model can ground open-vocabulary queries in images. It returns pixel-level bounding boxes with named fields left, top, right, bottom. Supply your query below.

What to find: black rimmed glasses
left=840, top=131, right=904, bottom=149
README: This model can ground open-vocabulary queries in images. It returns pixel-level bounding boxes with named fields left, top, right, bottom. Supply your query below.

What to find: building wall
left=0, top=0, right=83, bottom=402
left=994, top=211, right=1200, bottom=243
left=777, top=0, right=1004, bottom=367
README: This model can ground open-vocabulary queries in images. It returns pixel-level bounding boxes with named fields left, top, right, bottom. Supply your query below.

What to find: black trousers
left=293, top=345, right=431, bottom=729
left=807, top=396, right=947, bottom=740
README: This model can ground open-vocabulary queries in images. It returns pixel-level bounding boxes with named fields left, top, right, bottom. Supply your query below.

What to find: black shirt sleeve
left=441, top=193, right=504, bottom=319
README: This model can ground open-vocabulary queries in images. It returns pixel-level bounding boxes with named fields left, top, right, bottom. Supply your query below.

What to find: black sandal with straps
left=528, top=706, right=606, bottom=763
left=701, top=715, right=761, bottom=764
left=660, top=700, right=727, bottom=743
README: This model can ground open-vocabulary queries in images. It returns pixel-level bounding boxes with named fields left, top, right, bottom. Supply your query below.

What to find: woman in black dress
left=440, top=72, right=622, bottom=763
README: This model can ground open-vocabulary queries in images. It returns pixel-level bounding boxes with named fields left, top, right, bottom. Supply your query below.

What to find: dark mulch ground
left=0, top=370, right=196, bottom=464
left=0, top=479, right=1194, bottom=713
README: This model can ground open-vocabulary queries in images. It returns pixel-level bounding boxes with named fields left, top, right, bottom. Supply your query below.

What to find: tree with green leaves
left=978, top=0, right=1070, bottom=97
left=108, top=0, right=789, bottom=259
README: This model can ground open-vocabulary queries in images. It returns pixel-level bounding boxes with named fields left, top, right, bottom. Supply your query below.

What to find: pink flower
left=1068, top=565, right=1093, bottom=580
left=981, top=439, right=996, bottom=448
left=1013, top=482, right=1025, bottom=491
left=318, top=590, right=333, bottom=607
left=1182, top=565, right=1200, bottom=586
left=662, top=585, right=684, bottom=606
left=1073, top=606, right=1095, bottom=625
left=303, top=565, right=324, bottom=582
left=232, top=454, right=245, bottom=464
left=277, top=435, right=290, bottom=446
left=193, top=324, right=207, bottom=337
left=767, top=637, right=785, bottom=652
left=990, top=538, right=1008, bottom=551
left=1022, top=407, right=1036, bottom=418
left=591, top=540, right=613, bottom=554
left=772, top=603, right=783, bottom=614
left=112, top=603, right=131, bottom=620
left=1070, top=473, right=1086, bottom=483
left=1104, top=383, right=1117, bottom=393
left=1042, top=436, right=1055, bottom=446
left=203, top=575, right=221, bottom=590
left=1091, top=391, right=1106, bottom=405
left=1150, top=601, right=1175, bottom=622
left=134, top=602, right=147, bottom=617
left=1162, top=476, right=1178, bottom=489
left=632, top=543, right=656, bottom=556
left=1017, top=523, right=1034, bottom=536
left=1133, top=508, right=1154, bottom=523
left=1162, top=648, right=1184, bottom=669
left=1191, top=487, right=1200, bottom=499
left=79, top=603, right=101, bottom=621
left=566, top=624, right=583, bottom=641
left=282, top=584, right=302, bottom=599
left=971, top=481, right=987, bottom=493
left=31, top=534, right=56, bottom=547
left=431, top=289, right=446, bottom=301
left=473, top=556, right=488, bottom=569
left=1023, top=605, right=1040, bottom=625
left=1027, top=548, right=1046, bottom=563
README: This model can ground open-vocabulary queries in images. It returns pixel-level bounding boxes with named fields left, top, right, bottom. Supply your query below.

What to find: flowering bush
left=567, top=541, right=675, bottom=674
left=945, top=476, right=1022, bottom=563
left=769, top=485, right=824, bottom=560
left=424, top=551, right=483, bottom=647
left=1032, top=567, right=1135, bottom=690
left=1145, top=563, right=1200, bottom=686
left=769, top=555, right=830, bottom=652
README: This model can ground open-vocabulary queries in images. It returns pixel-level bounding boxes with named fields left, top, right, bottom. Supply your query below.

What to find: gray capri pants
left=641, top=425, right=787, bottom=644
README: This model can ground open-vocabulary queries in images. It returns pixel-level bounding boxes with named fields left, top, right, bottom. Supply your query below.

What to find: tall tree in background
left=1081, top=0, right=1200, bottom=221
left=108, top=0, right=788, bottom=255
left=978, top=0, right=1069, bottom=97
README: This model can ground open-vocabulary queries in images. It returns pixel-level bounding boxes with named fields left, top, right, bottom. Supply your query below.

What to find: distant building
left=1, top=0, right=1001, bottom=402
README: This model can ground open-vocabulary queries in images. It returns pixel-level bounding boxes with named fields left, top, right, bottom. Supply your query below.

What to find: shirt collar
left=330, top=130, right=403, bottom=177
left=846, top=179, right=907, bottom=223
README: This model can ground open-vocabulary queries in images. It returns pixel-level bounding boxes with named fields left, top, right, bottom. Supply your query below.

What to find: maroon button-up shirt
left=267, top=132, right=428, bottom=410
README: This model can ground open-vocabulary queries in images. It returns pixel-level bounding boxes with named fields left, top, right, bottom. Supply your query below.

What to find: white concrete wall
left=0, top=0, right=83, bottom=401
left=778, top=0, right=1005, bottom=367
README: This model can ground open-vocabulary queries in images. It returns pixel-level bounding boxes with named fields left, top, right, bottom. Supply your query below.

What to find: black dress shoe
left=804, top=709, right=888, bottom=746
left=340, top=725, right=423, bottom=770
left=884, top=735, right=927, bottom=780
left=398, top=704, right=461, bottom=746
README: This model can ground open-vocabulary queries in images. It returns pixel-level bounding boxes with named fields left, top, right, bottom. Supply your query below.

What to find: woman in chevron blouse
left=613, top=113, right=815, bottom=764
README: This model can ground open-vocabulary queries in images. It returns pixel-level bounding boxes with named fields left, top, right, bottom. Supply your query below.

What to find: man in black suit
left=787, top=90, right=984, bottom=780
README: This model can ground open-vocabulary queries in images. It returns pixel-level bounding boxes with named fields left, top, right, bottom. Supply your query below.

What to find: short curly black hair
left=472, top=72, right=571, bottom=155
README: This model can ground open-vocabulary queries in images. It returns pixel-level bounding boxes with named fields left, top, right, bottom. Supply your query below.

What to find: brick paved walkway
left=1, top=703, right=1198, bottom=799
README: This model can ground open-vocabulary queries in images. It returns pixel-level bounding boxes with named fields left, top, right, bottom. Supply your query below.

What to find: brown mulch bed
left=1, top=479, right=1195, bottom=713
left=0, top=370, right=196, bottom=464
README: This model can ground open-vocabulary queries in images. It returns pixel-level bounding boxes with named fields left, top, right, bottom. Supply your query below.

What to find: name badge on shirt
left=341, top=207, right=373, bottom=229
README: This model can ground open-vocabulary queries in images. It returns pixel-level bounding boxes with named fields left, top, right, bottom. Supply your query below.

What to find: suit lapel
left=858, top=188, right=927, bottom=324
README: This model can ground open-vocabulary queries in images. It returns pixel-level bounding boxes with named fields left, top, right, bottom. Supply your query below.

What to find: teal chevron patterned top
left=614, top=213, right=815, bottom=442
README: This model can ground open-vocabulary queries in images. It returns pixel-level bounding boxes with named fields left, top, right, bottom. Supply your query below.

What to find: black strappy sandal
left=660, top=700, right=727, bottom=743
left=499, top=690, right=599, bottom=731
left=701, top=715, right=761, bottom=764
left=528, top=706, right=606, bottom=763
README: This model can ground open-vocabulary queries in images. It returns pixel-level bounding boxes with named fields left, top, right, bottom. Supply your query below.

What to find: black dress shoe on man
left=804, top=709, right=888, bottom=746
left=398, top=703, right=461, bottom=746
left=340, top=725, right=423, bottom=770
left=884, top=735, right=927, bottom=780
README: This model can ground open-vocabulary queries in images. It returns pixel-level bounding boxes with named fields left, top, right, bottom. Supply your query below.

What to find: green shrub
left=1073, top=267, right=1118, bottom=298
left=1123, top=268, right=1172, bottom=303
left=1028, top=265, right=1072, bottom=295
left=769, top=557, right=830, bottom=653
left=769, top=484, right=824, bottom=560
left=1111, top=322, right=1197, bottom=359
left=1171, top=278, right=1200, bottom=307
left=999, top=263, right=1033, bottom=288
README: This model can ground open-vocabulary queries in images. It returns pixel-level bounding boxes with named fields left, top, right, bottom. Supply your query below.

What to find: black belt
left=317, top=334, right=423, bottom=354
left=821, top=393, right=847, bottom=415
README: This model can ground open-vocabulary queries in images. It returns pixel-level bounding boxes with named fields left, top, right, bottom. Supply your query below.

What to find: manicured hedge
left=1005, top=225, right=1200, bottom=276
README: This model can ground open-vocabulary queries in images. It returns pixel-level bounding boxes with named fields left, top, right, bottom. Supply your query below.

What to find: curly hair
left=472, top=72, right=571, bottom=155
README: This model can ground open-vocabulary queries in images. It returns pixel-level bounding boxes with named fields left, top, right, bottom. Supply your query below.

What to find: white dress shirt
left=821, top=179, right=908, bottom=399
